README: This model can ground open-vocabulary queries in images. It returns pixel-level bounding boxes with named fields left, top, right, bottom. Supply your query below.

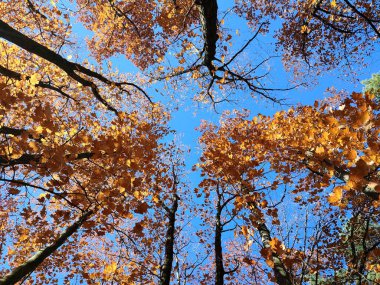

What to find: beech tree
left=0, top=0, right=379, bottom=284
left=198, top=91, right=380, bottom=284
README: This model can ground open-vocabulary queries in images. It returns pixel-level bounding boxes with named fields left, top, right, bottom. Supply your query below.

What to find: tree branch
left=0, top=210, right=92, bottom=285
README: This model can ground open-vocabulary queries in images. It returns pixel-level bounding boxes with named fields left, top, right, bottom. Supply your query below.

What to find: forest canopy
left=0, top=0, right=379, bottom=284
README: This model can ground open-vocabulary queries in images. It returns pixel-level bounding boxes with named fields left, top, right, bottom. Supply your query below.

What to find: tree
left=0, top=0, right=379, bottom=284
left=362, top=72, right=380, bottom=98
left=197, top=91, right=380, bottom=284
left=234, top=0, right=380, bottom=78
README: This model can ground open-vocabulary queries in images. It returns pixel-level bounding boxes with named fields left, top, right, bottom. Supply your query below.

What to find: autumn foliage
left=198, top=91, right=380, bottom=283
left=0, top=0, right=379, bottom=284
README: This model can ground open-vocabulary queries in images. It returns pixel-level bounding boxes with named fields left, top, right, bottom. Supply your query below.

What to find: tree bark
left=215, top=198, right=224, bottom=285
left=160, top=195, right=179, bottom=285
left=0, top=152, right=95, bottom=167
left=257, top=223, right=292, bottom=285
left=326, top=160, right=379, bottom=200
left=0, top=211, right=92, bottom=285
left=195, top=0, right=219, bottom=69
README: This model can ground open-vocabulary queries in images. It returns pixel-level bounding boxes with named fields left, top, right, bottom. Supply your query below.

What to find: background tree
left=362, top=72, right=380, bottom=98
left=197, top=91, right=380, bottom=284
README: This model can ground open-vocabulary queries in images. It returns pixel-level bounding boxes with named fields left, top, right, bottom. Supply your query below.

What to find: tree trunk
left=195, top=0, right=219, bottom=69
left=215, top=199, right=224, bottom=285
left=160, top=195, right=179, bottom=285
left=257, top=223, right=292, bottom=285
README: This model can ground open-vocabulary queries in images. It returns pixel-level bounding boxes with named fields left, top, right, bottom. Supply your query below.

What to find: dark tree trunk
left=195, top=0, right=219, bottom=69
left=215, top=201, right=224, bottom=285
left=160, top=195, right=179, bottom=285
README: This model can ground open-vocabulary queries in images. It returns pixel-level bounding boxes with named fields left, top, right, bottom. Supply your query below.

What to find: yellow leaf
left=301, top=25, right=309, bottom=34
left=29, top=141, right=39, bottom=152
left=35, top=126, right=44, bottom=134
left=29, top=74, right=39, bottom=86
left=5, top=146, right=13, bottom=156
left=315, top=146, right=324, bottom=154
left=153, top=195, right=160, bottom=203
left=19, top=234, right=29, bottom=242
left=104, top=262, right=117, bottom=275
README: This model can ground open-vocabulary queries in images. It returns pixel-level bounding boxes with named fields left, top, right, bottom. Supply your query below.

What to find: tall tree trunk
left=215, top=197, right=224, bottom=285
left=257, top=223, right=292, bottom=285
left=0, top=211, right=92, bottom=285
left=160, top=195, right=179, bottom=285
left=195, top=0, right=219, bottom=69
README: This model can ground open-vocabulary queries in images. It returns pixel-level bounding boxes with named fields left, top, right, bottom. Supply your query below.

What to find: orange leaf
left=346, top=149, right=357, bottom=161
left=357, top=110, right=370, bottom=125
left=266, top=258, right=275, bottom=268
left=328, top=187, right=343, bottom=204
left=242, top=257, right=256, bottom=265
left=351, top=159, right=370, bottom=177
left=132, top=222, right=144, bottom=237
left=269, top=238, right=285, bottom=255
left=241, top=225, right=249, bottom=237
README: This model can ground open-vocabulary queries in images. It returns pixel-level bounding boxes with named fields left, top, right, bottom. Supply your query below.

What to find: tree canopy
left=0, top=0, right=379, bottom=284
